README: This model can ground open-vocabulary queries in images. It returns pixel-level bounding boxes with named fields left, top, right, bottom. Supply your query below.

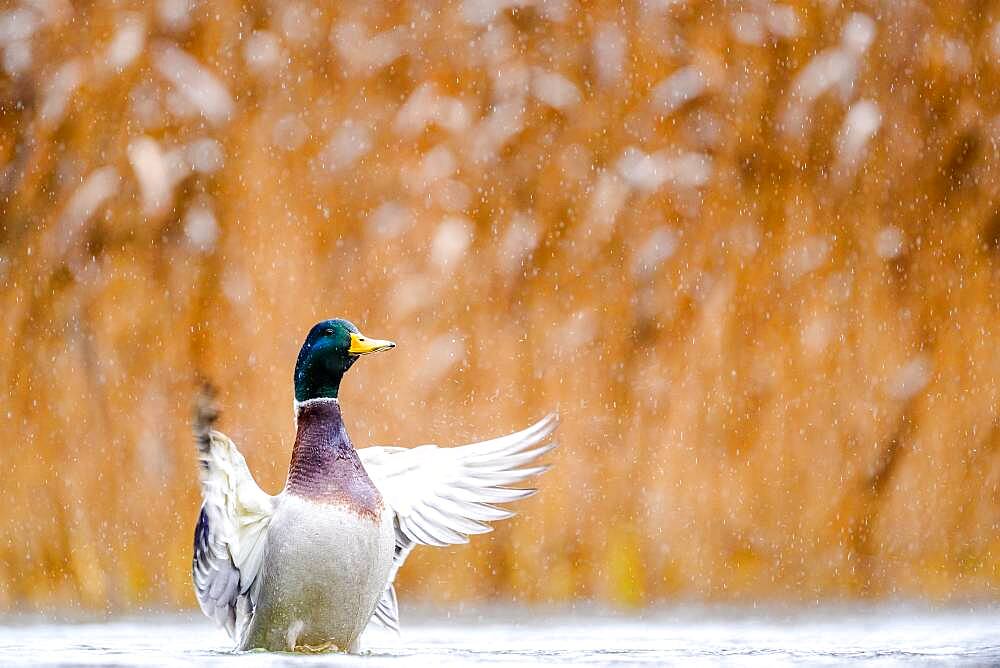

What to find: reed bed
left=1, top=0, right=999, bottom=611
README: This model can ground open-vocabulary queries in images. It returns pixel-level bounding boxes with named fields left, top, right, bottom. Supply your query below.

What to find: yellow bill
left=348, top=332, right=396, bottom=355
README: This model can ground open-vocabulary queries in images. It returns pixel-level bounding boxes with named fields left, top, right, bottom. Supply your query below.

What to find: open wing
left=358, top=413, right=558, bottom=631
left=192, top=391, right=275, bottom=646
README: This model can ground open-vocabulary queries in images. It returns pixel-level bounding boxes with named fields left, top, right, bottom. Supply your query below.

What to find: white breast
left=240, top=493, right=395, bottom=652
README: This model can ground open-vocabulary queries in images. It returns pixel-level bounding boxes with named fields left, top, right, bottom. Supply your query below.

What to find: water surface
left=2, top=607, right=998, bottom=666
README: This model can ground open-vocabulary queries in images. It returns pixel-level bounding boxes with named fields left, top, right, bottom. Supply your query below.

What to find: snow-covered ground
left=2, top=606, right=998, bottom=666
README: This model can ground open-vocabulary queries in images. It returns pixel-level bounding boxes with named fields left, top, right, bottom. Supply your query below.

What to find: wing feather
left=358, top=413, right=557, bottom=635
left=370, top=584, right=400, bottom=633
left=192, top=386, right=274, bottom=647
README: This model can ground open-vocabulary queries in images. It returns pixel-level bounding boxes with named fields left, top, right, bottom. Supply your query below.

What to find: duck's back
left=242, top=494, right=394, bottom=652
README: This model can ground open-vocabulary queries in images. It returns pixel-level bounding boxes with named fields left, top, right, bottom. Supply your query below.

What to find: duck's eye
left=324, top=328, right=335, bottom=336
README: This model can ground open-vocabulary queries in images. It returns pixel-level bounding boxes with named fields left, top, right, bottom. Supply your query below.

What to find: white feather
left=193, top=430, right=275, bottom=646
left=192, top=409, right=557, bottom=644
left=358, top=414, right=558, bottom=632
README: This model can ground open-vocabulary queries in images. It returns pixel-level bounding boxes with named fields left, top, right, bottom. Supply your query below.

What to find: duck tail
left=193, top=378, right=220, bottom=458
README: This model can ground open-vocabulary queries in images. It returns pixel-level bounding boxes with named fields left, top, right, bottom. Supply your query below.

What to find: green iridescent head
left=293, top=319, right=395, bottom=402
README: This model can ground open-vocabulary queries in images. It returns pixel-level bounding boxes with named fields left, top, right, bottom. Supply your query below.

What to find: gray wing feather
left=370, top=582, right=400, bottom=633
left=193, top=506, right=241, bottom=636
left=192, top=387, right=274, bottom=647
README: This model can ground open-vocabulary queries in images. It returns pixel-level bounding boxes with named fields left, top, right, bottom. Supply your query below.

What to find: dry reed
left=1, top=0, right=999, bottom=612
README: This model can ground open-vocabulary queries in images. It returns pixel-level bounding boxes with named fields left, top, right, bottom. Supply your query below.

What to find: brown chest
left=284, top=399, right=383, bottom=520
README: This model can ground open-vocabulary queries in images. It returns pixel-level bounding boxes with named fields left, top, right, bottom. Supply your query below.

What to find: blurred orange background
left=2, top=0, right=999, bottom=613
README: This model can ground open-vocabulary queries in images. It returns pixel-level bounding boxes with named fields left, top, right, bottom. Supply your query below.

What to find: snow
left=417, top=333, right=466, bottom=382
left=530, top=68, right=582, bottom=111
left=242, top=30, right=282, bottom=75
left=875, top=226, right=905, bottom=260
left=825, top=271, right=854, bottom=303
left=729, top=3, right=799, bottom=46
left=592, top=22, right=627, bottom=87
left=887, top=356, right=932, bottom=401
left=616, top=149, right=666, bottom=192
left=394, top=83, right=471, bottom=137
left=39, top=59, right=83, bottom=124
left=104, top=14, right=145, bottom=72
left=616, top=147, right=713, bottom=192
left=332, top=22, right=406, bottom=74
left=834, top=100, right=882, bottom=180
left=538, top=0, right=570, bottom=23
left=437, top=179, right=473, bottom=212
left=941, top=37, right=973, bottom=75
left=320, top=122, right=372, bottom=173
left=786, top=52, right=852, bottom=110
left=2, top=38, right=30, bottom=77
left=126, top=135, right=223, bottom=215
left=765, top=4, right=802, bottom=39
left=4, top=0, right=998, bottom=628
left=60, top=167, right=120, bottom=238
left=279, top=2, right=321, bottom=45
left=390, top=274, right=432, bottom=318
left=781, top=12, right=876, bottom=137
left=650, top=66, right=706, bottom=117
left=183, top=201, right=219, bottom=252
left=368, top=202, right=413, bottom=239
left=727, top=223, right=761, bottom=258
left=153, top=41, right=233, bottom=126
left=272, top=114, right=310, bottom=152
left=186, top=138, right=225, bottom=175
left=469, top=99, right=526, bottom=164
left=127, top=83, right=162, bottom=129
left=491, top=60, right=531, bottom=99
left=221, top=268, right=253, bottom=305
left=461, top=0, right=532, bottom=26
left=633, top=228, right=679, bottom=278
left=156, top=0, right=193, bottom=33
left=127, top=137, right=171, bottom=217
left=498, top=213, right=540, bottom=276
left=730, top=12, right=765, bottom=46
left=560, top=309, right=598, bottom=352
left=0, top=7, right=41, bottom=43
left=20, top=0, right=66, bottom=24
left=587, top=170, right=630, bottom=230
left=430, top=217, right=474, bottom=270
left=404, top=146, right=458, bottom=193
left=801, top=316, right=832, bottom=354
left=783, top=236, right=831, bottom=279
left=842, top=12, right=876, bottom=55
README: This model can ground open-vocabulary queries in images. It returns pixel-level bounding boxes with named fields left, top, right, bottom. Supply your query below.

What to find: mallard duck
left=192, top=318, right=557, bottom=653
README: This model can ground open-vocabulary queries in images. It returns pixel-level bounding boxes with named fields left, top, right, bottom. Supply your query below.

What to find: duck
left=192, top=318, right=557, bottom=653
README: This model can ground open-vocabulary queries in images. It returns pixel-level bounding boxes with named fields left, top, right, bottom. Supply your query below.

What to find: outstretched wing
left=192, top=389, right=275, bottom=646
left=358, top=414, right=558, bottom=632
